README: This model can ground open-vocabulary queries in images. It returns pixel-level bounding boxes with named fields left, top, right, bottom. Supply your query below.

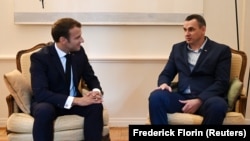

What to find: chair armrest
left=235, top=87, right=247, bottom=116
left=6, top=94, right=14, bottom=117
left=6, top=94, right=21, bottom=117
left=170, top=82, right=178, bottom=92
left=240, top=87, right=247, bottom=97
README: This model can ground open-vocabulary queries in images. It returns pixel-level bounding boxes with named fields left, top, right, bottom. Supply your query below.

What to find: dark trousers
left=31, top=102, right=103, bottom=141
left=148, top=89, right=227, bottom=125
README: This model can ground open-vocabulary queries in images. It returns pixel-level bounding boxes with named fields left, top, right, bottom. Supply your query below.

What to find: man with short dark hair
left=148, top=14, right=231, bottom=125
left=30, top=18, right=104, bottom=141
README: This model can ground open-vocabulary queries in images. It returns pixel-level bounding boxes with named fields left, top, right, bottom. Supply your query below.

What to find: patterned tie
left=65, top=53, right=72, bottom=93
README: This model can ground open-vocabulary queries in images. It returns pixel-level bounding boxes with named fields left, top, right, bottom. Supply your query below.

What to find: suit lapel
left=192, top=40, right=210, bottom=71
left=49, top=46, right=65, bottom=78
left=182, top=45, right=192, bottom=73
left=71, top=52, right=78, bottom=86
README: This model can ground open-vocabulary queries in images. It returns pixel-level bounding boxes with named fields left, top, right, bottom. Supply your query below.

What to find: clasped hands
left=73, top=91, right=103, bottom=106
left=157, top=83, right=202, bottom=114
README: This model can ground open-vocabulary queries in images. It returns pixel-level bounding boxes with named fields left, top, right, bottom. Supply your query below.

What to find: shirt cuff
left=92, top=88, right=101, bottom=93
left=64, top=96, right=74, bottom=109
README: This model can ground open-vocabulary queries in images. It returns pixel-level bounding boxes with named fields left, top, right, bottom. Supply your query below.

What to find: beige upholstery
left=147, top=48, right=248, bottom=125
left=4, top=42, right=110, bottom=141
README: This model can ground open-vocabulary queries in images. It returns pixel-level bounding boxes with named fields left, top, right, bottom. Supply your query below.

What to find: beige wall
left=241, top=0, right=250, bottom=119
left=0, top=0, right=249, bottom=127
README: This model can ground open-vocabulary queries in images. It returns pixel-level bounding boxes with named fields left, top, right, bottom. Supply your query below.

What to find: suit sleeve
left=158, top=45, right=178, bottom=86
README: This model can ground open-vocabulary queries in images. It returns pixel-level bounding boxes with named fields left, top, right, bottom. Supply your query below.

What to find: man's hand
left=87, top=91, right=103, bottom=101
left=179, top=98, right=202, bottom=114
left=72, top=91, right=103, bottom=106
left=157, top=83, right=172, bottom=92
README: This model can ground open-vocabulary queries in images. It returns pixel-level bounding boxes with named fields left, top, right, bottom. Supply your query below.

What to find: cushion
left=7, top=112, right=110, bottom=133
left=227, top=78, right=243, bottom=112
left=3, top=69, right=32, bottom=114
left=146, top=112, right=245, bottom=125
left=7, top=113, right=110, bottom=140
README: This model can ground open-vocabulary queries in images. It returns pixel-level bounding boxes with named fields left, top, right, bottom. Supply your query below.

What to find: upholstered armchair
left=147, top=48, right=248, bottom=125
left=4, top=42, right=110, bottom=141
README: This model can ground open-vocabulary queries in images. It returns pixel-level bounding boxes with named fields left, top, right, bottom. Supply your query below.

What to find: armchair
left=147, top=48, right=248, bottom=124
left=4, top=42, right=110, bottom=141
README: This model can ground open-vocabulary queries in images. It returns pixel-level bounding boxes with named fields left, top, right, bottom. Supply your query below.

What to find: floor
left=110, top=127, right=128, bottom=141
left=0, top=127, right=7, bottom=141
left=0, top=127, right=129, bottom=141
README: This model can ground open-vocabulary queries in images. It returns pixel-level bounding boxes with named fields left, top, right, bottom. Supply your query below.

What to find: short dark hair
left=185, top=14, right=206, bottom=27
left=51, top=18, right=82, bottom=42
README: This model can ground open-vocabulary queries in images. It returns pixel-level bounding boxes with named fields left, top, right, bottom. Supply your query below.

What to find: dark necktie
left=65, top=53, right=72, bottom=93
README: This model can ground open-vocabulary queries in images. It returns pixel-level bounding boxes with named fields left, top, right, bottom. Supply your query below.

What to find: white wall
left=1, top=0, right=249, bottom=127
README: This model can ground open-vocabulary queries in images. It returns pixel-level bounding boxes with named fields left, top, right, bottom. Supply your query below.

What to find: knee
left=89, top=103, right=103, bottom=113
left=205, top=97, right=228, bottom=113
left=148, top=89, right=167, bottom=103
left=32, top=103, right=56, bottom=119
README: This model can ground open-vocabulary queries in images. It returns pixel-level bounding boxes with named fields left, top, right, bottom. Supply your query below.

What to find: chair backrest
left=230, top=48, right=247, bottom=82
left=16, top=42, right=53, bottom=85
left=17, top=42, right=87, bottom=92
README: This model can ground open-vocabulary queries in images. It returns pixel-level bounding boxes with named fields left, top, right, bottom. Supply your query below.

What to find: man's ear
left=59, top=36, right=68, bottom=44
left=201, top=26, right=206, bottom=33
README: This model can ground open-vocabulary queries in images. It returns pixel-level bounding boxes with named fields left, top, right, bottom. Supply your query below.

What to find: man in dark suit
left=30, top=18, right=104, bottom=141
left=148, top=14, right=231, bottom=124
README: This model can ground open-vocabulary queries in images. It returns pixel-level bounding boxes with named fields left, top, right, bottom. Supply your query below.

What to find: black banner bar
left=129, top=125, right=250, bottom=140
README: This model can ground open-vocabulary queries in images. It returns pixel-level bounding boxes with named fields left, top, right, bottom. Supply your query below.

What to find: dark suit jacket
left=158, top=37, right=231, bottom=102
left=30, top=43, right=102, bottom=109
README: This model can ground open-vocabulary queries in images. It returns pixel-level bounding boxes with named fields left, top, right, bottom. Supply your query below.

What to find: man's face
left=66, top=26, right=84, bottom=52
left=183, top=19, right=205, bottom=46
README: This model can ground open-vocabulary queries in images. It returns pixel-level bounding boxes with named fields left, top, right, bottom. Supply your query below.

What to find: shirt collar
left=187, top=37, right=207, bottom=52
left=54, top=43, right=67, bottom=58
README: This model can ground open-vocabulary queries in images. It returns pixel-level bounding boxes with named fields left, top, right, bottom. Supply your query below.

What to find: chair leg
left=102, top=134, right=111, bottom=141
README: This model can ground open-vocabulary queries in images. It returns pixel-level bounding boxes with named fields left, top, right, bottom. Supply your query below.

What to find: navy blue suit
left=30, top=43, right=103, bottom=141
left=149, top=37, right=231, bottom=124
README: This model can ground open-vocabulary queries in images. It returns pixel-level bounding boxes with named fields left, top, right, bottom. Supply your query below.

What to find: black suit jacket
left=158, top=37, right=231, bottom=102
left=30, top=43, right=102, bottom=109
